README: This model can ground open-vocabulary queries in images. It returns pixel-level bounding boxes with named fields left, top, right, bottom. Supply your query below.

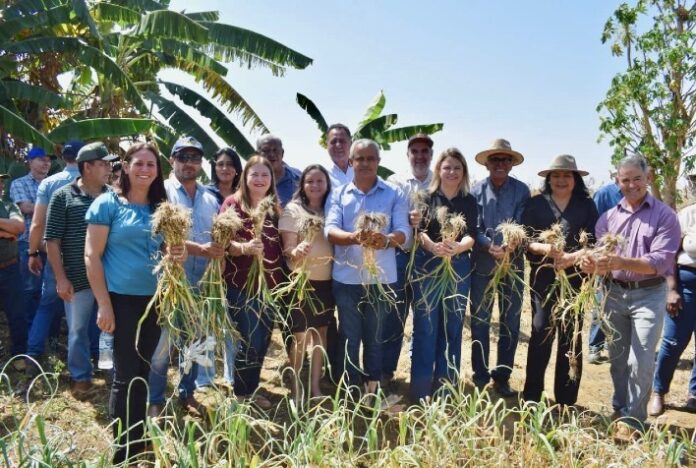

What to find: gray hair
left=350, top=138, right=380, bottom=159
left=617, top=154, right=649, bottom=174
left=256, top=134, right=283, bottom=150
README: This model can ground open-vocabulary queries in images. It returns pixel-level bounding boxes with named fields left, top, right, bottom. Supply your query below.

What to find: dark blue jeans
left=588, top=290, right=607, bottom=354
left=469, top=266, right=523, bottom=387
left=381, top=249, right=412, bottom=379
left=26, top=259, right=66, bottom=357
left=410, top=250, right=471, bottom=402
left=228, top=287, right=274, bottom=397
left=18, top=240, right=41, bottom=325
left=653, top=267, right=696, bottom=396
left=0, top=261, right=27, bottom=355
left=334, top=281, right=389, bottom=387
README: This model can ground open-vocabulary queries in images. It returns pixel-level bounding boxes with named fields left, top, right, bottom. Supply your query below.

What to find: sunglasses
left=175, top=153, right=203, bottom=163
left=488, top=157, right=513, bottom=165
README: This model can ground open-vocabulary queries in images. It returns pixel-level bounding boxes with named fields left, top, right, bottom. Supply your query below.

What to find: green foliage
left=598, top=0, right=696, bottom=207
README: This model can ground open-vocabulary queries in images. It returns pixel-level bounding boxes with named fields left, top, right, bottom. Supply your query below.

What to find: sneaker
left=588, top=351, right=603, bottom=364
left=685, top=394, right=696, bottom=413
left=648, top=392, right=664, bottom=416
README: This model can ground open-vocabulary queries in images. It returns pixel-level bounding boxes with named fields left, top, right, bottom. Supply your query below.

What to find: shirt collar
left=346, top=177, right=386, bottom=195
left=70, top=177, right=109, bottom=196
left=618, top=192, right=653, bottom=211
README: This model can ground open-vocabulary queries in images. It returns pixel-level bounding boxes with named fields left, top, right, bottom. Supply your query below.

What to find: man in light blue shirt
left=325, top=138, right=410, bottom=394
left=256, top=134, right=300, bottom=207
left=148, top=136, right=224, bottom=417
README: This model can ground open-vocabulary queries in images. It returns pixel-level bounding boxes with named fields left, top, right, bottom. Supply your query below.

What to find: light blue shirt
left=329, top=163, right=354, bottom=189
left=387, top=170, right=433, bottom=250
left=276, top=163, right=301, bottom=208
left=164, top=178, right=220, bottom=285
left=85, top=192, right=162, bottom=296
left=593, top=182, right=623, bottom=216
left=325, top=177, right=410, bottom=284
left=36, top=166, right=80, bottom=206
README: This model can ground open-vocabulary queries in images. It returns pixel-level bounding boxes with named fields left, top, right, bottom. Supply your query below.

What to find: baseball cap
left=407, top=133, right=434, bottom=149
left=27, top=147, right=56, bottom=160
left=76, top=142, right=118, bottom=163
left=62, top=140, right=85, bottom=158
left=171, top=136, right=204, bottom=156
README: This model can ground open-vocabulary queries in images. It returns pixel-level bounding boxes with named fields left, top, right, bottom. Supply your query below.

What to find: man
left=326, top=124, right=354, bottom=188
left=10, top=147, right=53, bottom=324
left=587, top=172, right=623, bottom=364
left=148, top=136, right=224, bottom=416
left=0, top=173, right=27, bottom=368
left=22, top=141, right=85, bottom=374
left=581, top=155, right=680, bottom=432
left=469, top=138, right=530, bottom=396
left=44, top=142, right=115, bottom=399
left=256, top=134, right=300, bottom=207
left=325, top=139, right=410, bottom=395
left=382, top=133, right=434, bottom=386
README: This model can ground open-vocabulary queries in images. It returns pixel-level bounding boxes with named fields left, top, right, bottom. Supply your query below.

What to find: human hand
left=96, top=303, right=115, bottom=333
left=293, top=241, right=312, bottom=261
left=201, top=241, right=226, bottom=259
left=489, top=244, right=505, bottom=260
left=244, top=238, right=264, bottom=256
left=56, top=277, right=74, bottom=302
left=28, top=255, right=43, bottom=276
left=167, top=244, right=188, bottom=264
left=408, top=209, right=421, bottom=228
left=666, top=289, right=683, bottom=317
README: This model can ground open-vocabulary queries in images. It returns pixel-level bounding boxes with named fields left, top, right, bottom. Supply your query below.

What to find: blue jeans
left=26, top=260, right=65, bottom=357
left=653, top=267, right=696, bottom=396
left=381, top=249, right=412, bottom=379
left=469, top=266, right=522, bottom=386
left=606, top=281, right=666, bottom=425
left=148, top=329, right=198, bottom=405
left=64, top=289, right=100, bottom=381
left=18, top=240, right=41, bottom=325
left=410, top=251, right=471, bottom=402
left=229, top=287, right=273, bottom=396
left=0, top=261, right=27, bottom=355
left=588, top=290, right=607, bottom=354
left=334, top=281, right=389, bottom=387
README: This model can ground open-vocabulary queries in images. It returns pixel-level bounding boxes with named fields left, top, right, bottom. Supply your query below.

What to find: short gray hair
left=256, top=134, right=283, bottom=150
left=350, top=138, right=380, bottom=159
left=617, top=154, right=648, bottom=174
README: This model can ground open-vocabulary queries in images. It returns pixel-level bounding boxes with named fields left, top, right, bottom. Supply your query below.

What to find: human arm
left=0, top=204, right=24, bottom=236
left=46, top=239, right=73, bottom=301
left=665, top=273, right=682, bottom=317
left=85, top=224, right=115, bottom=333
left=185, top=240, right=225, bottom=259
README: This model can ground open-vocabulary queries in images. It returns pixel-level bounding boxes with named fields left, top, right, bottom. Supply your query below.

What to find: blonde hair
left=232, top=154, right=280, bottom=216
left=429, top=147, right=470, bottom=195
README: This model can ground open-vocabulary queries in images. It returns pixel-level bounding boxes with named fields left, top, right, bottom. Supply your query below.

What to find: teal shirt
left=85, top=192, right=162, bottom=296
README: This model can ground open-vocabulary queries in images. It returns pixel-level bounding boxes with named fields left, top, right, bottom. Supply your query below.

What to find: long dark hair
left=120, top=141, right=167, bottom=211
left=542, top=171, right=590, bottom=198
left=293, top=164, right=331, bottom=213
left=211, top=147, right=243, bottom=191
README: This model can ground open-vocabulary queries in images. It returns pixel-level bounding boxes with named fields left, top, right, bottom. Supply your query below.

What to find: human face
left=28, top=156, right=51, bottom=179
left=548, top=170, right=575, bottom=198
left=485, top=153, right=513, bottom=183
left=124, top=149, right=158, bottom=191
left=246, top=163, right=272, bottom=199
left=111, top=169, right=122, bottom=188
left=258, top=141, right=284, bottom=174
left=303, top=168, right=328, bottom=207
left=85, top=160, right=113, bottom=186
left=327, top=128, right=350, bottom=166
left=171, top=150, right=202, bottom=182
left=408, top=142, right=433, bottom=180
left=439, top=156, right=464, bottom=191
left=618, top=164, right=650, bottom=207
left=214, top=154, right=237, bottom=186
left=350, top=145, right=380, bottom=181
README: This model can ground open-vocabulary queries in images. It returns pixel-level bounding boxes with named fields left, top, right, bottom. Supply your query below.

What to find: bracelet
left=27, top=249, right=40, bottom=258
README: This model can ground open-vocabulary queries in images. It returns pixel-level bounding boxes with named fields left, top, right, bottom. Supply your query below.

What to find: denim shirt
left=325, top=177, right=410, bottom=284
left=471, top=176, right=530, bottom=274
left=276, top=163, right=301, bottom=208
left=165, top=178, right=220, bottom=285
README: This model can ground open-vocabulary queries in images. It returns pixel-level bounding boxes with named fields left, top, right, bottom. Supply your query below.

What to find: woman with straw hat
left=521, top=154, right=598, bottom=406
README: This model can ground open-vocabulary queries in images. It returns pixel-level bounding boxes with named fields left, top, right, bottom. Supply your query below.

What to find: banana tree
left=0, top=0, right=312, bottom=171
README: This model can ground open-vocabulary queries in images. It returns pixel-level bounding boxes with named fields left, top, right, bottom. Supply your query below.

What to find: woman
left=207, top=147, right=243, bottom=204
left=410, top=148, right=478, bottom=403
left=221, top=154, right=284, bottom=409
left=278, top=164, right=334, bottom=401
left=521, top=154, right=598, bottom=406
left=85, top=142, right=184, bottom=463
left=650, top=202, right=696, bottom=415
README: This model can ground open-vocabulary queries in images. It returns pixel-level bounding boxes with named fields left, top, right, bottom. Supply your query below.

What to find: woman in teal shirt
left=85, top=141, right=181, bottom=464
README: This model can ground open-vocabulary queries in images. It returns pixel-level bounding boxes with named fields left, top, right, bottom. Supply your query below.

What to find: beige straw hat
left=474, top=138, right=524, bottom=166
left=537, top=154, right=589, bottom=177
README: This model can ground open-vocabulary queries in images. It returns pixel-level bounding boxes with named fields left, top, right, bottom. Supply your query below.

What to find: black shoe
left=492, top=380, right=516, bottom=398
left=685, top=395, right=696, bottom=413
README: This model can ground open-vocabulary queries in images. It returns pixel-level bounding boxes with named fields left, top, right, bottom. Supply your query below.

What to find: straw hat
left=474, top=138, right=524, bottom=166
left=537, top=154, right=588, bottom=177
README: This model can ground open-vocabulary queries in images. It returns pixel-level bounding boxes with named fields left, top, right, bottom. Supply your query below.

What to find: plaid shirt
left=9, top=173, right=40, bottom=242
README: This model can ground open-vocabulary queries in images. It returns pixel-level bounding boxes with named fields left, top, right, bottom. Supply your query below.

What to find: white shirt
left=678, top=203, right=696, bottom=266
left=386, top=170, right=433, bottom=249
left=329, top=163, right=354, bottom=189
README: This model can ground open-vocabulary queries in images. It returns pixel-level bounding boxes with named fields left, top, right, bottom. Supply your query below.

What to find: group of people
left=0, top=125, right=695, bottom=463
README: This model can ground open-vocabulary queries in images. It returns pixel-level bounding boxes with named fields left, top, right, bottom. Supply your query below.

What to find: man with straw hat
left=470, top=138, right=530, bottom=396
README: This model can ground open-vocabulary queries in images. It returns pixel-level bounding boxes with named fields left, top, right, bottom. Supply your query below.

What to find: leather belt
left=606, top=276, right=665, bottom=290
left=0, top=257, right=18, bottom=269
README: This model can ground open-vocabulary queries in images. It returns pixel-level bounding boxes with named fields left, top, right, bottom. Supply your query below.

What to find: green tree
left=296, top=90, right=444, bottom=176
left=0, top=0, right=312, bottom=171
left=598, top=0, right=695, bottom=207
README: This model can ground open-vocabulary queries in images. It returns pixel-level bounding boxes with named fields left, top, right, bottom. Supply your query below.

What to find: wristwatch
left=27, top=249, right=40, bottom=258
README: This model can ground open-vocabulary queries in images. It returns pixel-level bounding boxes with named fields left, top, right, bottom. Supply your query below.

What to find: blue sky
left=165, top=0, right=624, bottom=187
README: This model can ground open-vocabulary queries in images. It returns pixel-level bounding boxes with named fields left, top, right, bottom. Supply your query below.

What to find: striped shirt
left=45, top=178, right=110, bottom=291
left=9, top=173, right=41, bottom=242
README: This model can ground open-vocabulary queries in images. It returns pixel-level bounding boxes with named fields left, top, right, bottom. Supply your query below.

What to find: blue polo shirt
left=276, top=163, right=301, bottom=208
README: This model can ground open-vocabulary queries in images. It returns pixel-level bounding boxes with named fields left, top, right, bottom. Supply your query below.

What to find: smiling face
left=124, top=149, right=158, bottom=191
left=171, top=150, right=203, bottom=183
left=327, top=128, right=351, bottom=167
left=258, top=140, right=284, bottom=175
left=246, top=162, right=272, bottom=199
left=408, top=141, right=433, bottom=180
left=303, top=168, right=328, bottom=207
left=439, top=156, right=465, bottom=191
left=484, top=153, right=513, bottom=185
left=618, top=163, right=650, bottom=206
left=548, top=170, right=576, bottom=198
left=350, top=144, right=380, bottom=185
left=214, top=153, right=237, bottom=186
left=28, top=156, right=51, bottom=180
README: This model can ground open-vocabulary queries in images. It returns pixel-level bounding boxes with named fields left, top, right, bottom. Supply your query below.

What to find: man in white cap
left=470, top=139, right=530, bottom=396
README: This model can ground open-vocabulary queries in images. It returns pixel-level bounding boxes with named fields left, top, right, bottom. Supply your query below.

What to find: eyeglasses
left=175, top=153, right=203, bottom=163
left=215, top=161, right=236, bottom=168
left=488, top=157, right=513, bottom=165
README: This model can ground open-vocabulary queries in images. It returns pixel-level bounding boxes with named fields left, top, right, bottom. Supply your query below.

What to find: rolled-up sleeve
left=645, top=208, right=681, bottom=276
left=390, top=187, right=411, bottom=245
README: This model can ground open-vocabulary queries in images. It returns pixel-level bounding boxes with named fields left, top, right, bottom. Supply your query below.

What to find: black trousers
left=523, top=285, right=583, bottom=406
left=109, top=293, right=160, bottom=465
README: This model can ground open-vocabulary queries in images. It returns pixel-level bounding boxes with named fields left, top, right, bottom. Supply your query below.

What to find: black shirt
left=521, top=193, right=599, bottom=290
left=421, top=190, right=479, bottom=244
